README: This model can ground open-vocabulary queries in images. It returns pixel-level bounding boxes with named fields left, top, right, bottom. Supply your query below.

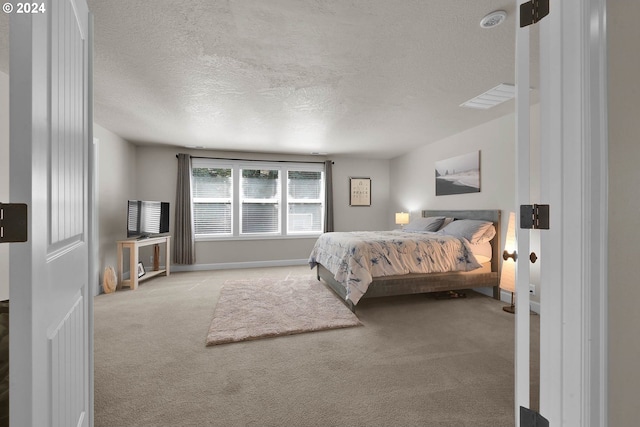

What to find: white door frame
left=514, top=3, right=531, bottom=423
left=538, top=0, right=608, bottom=425
left=88, top=14, right=96, bottom=426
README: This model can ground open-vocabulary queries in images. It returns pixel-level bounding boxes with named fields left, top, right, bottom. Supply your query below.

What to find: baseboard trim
left=171, top=259, right=309, bottom=272
left=499, top=289, right=540, bottom=314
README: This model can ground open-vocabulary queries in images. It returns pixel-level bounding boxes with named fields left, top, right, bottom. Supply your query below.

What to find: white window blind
left=287, top=170, right=324, bottom=234
left=240, top=168, right=280, bottom=234
left=192, top=166, right=232, bottom=235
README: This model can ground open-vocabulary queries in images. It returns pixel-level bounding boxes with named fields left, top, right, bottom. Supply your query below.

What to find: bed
left=309, top=210, right=501, bottom=311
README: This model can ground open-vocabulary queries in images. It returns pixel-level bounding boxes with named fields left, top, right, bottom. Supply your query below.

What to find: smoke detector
left=480, top=10, right=507, bottom=29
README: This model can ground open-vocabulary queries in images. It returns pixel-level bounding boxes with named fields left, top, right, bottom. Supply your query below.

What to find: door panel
left=10, top=1, right=92, bottom=426
left=519, top=0, right=609, bottom=424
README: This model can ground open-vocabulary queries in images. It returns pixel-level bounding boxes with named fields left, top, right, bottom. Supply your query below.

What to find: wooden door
left=9, top=1, right=93, bottom=426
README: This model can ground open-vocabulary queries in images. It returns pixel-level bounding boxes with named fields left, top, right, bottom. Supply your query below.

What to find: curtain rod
left=176, top=154, right=333, bottom=165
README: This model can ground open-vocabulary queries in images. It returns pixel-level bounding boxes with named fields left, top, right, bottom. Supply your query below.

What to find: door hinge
left=520, top=406, right=549, bottom=427
left=0, top=203, right=28, bottom=243
left=520, top=0, right=550, bottom=27
left=520, top=204, right=550, bottom=230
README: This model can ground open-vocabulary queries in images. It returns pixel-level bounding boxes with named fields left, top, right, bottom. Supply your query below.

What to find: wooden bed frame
left=316, top=209, right=502, bottom=311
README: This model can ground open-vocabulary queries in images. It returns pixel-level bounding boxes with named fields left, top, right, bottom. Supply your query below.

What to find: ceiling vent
left=460, top=83, right=515, bottom=110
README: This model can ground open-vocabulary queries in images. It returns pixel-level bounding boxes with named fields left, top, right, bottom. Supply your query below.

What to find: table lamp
left=395, top=212, right=410, bottom=229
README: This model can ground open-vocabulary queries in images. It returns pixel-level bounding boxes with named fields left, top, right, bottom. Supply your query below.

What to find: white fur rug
left=206, top=277, right=362, bottom=346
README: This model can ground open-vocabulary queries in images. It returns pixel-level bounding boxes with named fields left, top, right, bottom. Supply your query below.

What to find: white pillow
left=441, top=219, right=496, bottom=244
left=438, top=217, right=455, bottom=230
left=404, top=216, right=445, bottom=232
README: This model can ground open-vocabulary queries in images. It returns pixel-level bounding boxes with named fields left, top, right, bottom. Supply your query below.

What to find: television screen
left=127, top=200, right=170, bottom=238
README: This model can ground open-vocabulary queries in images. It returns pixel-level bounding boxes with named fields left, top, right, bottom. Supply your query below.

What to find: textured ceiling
left=1, top=1, right=539, bottom=159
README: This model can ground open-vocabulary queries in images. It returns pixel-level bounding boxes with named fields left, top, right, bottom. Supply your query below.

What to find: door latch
left=520, top=204, right=550, bottom=230
left=0, top=203, right=28, bottom=243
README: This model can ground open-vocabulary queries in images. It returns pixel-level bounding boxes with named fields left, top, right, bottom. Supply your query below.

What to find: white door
left=515, top=0, right=608, bottom=425
left=514, top=3, right=532, bottom=425
left=9, top=1, right=93, bottom=426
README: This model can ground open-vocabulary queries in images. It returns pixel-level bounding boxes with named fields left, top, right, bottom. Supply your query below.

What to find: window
left=287, top=170, right=323, bottom=234
left=191, top=159, right=325, bottom=239
left=240, top=168, right=280, bottom=234
left=192, top=166, right=232, bottom=235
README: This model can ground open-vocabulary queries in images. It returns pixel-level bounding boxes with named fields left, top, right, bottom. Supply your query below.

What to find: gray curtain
left=174, top=153, right=195, bottom=264
left=324, top=160, right=334, bottom=232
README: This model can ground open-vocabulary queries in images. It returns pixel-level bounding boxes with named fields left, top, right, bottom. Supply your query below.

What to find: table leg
left=116, top=243, right=123, bottom=290
left=165, top=237, right=171, bottom=276
left=130, top=243, right=139, bottom=290
left=153, top=244, right=160, bottom=271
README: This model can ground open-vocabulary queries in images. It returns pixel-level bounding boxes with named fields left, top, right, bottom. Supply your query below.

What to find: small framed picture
left=137, top=262, right=146, bottom=278
left=349, top=177, right=371, bottom=206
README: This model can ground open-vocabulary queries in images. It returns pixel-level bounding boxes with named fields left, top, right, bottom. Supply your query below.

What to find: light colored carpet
left=94, top=266, right=539, bottom=427
left=206, top=277, right=361, bottom=346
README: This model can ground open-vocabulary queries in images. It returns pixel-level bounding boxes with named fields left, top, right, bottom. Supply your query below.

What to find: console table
left=116, top=235, right=171, bottom=290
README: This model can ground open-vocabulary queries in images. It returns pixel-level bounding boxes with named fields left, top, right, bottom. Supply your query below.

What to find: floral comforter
left=308, top=230, right=482, bottom=304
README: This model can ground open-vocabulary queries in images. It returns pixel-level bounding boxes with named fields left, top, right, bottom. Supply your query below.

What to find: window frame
left=191, top=159, right=325, bottom=240
left=286, top=167, right=325, bottom=235
left=191, top=162, right=234, bottom=237
left=239, top=164, right=282, bottom=236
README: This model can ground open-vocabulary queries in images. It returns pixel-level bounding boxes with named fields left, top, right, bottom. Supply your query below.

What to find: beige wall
left=331, top=157, right=390, bottom=232
left=389, top=106, right=541, bottom=302
left=608, top=3, right=640, bottom=426
left=0, top=70, right=8, bottom=300
left=95, top=124, right=137, bottom=287
left=134, top=146, right=389, bottom=270
left=389, top=111, right=514, bottom=221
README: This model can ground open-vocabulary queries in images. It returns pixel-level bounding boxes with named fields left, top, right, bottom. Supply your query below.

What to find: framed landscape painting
left=435, top=151, right=481, bottom=196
